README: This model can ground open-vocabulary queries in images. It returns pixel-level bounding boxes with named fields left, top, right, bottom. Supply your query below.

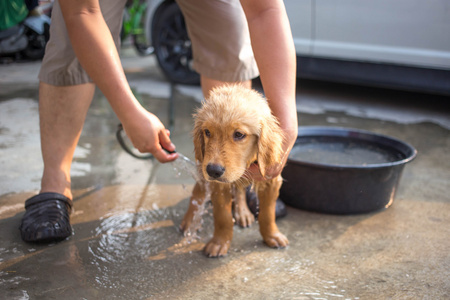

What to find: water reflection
left=84, top=202, right=212, bottom=295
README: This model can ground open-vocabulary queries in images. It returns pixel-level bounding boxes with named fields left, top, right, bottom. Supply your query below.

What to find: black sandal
left=19, top=192, right=73, bottom=243
left=246, top=187, right=288, bottom=219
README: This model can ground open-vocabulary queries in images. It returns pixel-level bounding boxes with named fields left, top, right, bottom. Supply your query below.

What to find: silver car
left=144, top=0, right=450, bottom=94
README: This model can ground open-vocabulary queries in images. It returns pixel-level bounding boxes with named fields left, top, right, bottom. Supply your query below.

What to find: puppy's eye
left=204, top=129, right=211, bottom=137
left=233, top=131, right=246, bottom=141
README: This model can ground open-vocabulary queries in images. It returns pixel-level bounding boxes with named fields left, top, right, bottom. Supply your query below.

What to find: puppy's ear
left=257, top=115, right=284, bottom=178
left=193, top=120, right=205, bottom=163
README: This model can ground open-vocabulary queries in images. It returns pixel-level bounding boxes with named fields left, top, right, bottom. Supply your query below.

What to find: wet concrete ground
left=1, top=47, right=449, bottom=299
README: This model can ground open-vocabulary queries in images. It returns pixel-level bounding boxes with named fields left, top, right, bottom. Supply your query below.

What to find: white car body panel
left=286, top=0, right=450, bottom=70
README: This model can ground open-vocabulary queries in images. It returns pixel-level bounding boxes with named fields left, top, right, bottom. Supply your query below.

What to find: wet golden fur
left=180, top=85, right=289, bottom=257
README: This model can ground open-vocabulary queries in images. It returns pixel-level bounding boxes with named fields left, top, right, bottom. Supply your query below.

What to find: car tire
left=151, top=2, right=199, bottom=85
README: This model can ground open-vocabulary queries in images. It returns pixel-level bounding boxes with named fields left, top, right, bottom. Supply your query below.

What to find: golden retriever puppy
left=180, top=85, right=289, bottom=257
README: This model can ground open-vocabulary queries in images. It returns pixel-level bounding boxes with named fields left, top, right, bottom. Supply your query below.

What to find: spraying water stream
left=169, top=152, right=211, bottom=244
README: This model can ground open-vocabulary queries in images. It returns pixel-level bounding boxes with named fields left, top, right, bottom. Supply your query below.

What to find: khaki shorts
left=176, top=0, right=258, bottom=82
left=38, top=0, right=127, bottom=86
left=39, top=0, right=258, bottom=86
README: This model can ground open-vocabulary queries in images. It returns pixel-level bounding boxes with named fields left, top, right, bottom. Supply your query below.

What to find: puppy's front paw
left=263, top=231, right=289, bottom=249
left=179, top=212, right=193, bottom=234
left=203, top=238, right=231, bottom=258
left=234, top=205, right=255, bottom=228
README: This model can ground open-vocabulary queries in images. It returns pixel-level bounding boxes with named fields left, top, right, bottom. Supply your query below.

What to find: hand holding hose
left=119, top=108, right=178, bottom=163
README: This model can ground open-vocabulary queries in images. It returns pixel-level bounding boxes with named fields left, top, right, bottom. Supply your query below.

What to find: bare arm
left=58, top=0, right=177, bottom=162
left=240, top=0, right=298, bottom=179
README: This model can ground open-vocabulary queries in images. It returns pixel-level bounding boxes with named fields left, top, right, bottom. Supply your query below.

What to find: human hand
left=121, top=108, right=178, bottom=163
left=247, top=125, right=297, bottom=181
left=247, top=153, right=287, bottom=182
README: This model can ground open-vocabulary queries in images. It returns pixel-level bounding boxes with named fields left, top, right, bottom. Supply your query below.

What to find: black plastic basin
left=280, top=126, right=417, bottom=214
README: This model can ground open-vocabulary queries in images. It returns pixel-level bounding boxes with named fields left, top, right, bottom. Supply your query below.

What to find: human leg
left=20, top=83, right=95, bottom=243
left=177, top=0, right=289, bottom=222
left=20, top=0, right=126, bottom=243
left=39, top=82, right=95, bottom=200
left=176, top=1, right=259, bottom=234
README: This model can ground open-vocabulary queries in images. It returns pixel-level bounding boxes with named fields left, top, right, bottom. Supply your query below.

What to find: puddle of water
left=89, top=208, right=188, bottom=262
left=84, top=201, right=214, bottom=295
left=87, top=152, right=212, bottom=270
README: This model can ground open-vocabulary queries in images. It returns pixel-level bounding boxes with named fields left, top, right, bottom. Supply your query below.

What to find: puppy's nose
left=206, top=163, right=225, bottom=179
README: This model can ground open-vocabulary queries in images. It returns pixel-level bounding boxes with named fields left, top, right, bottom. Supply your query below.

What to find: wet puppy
left=181, top=85, right=288, bottom=257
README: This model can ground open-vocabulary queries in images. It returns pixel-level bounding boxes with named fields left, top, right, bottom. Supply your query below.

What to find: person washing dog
left=19, top=0, right=298, bottom=243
